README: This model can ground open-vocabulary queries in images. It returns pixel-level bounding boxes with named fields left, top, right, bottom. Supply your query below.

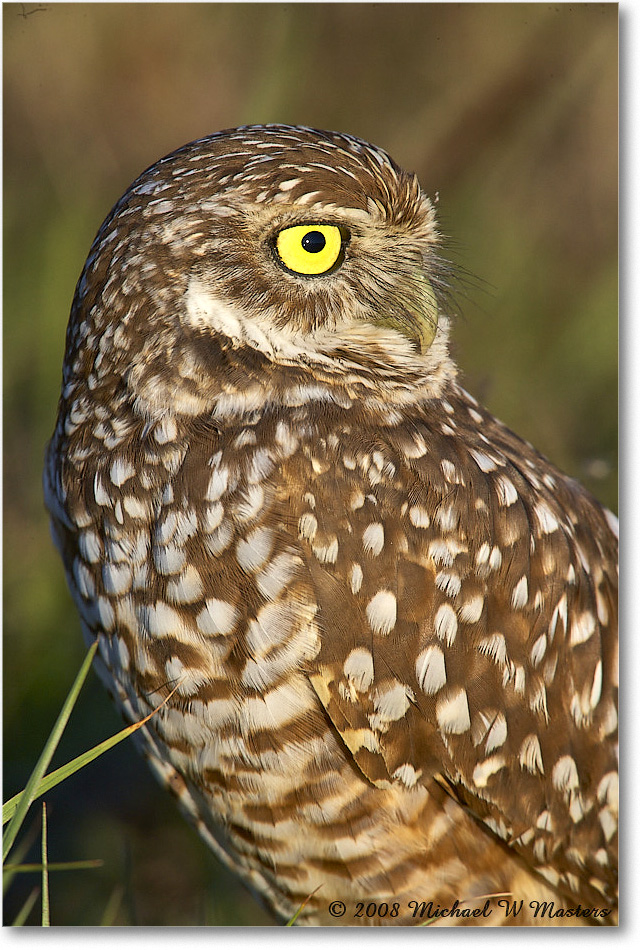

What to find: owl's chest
left=56, top=405, right=483, bottom=702
left=52, top=417, right=337, bottom=766
left=58, top=398, right=524, bottom=750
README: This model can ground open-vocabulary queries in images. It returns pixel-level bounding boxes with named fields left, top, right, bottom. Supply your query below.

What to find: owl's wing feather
left=296, top=385, right=617, bottom=907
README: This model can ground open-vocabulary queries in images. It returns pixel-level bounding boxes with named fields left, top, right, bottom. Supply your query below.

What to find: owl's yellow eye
left=275, top=224, right=345, bottom=276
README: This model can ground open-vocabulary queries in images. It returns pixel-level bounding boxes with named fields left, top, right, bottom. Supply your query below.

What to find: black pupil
left=301, top=231, right=326, bottom=254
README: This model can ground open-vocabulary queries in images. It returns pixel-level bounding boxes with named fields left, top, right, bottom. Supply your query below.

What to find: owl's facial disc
left=268, top=217, right=439, bottom=354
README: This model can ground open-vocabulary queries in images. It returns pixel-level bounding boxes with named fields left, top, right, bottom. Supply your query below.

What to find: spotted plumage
left=45, top=125, right=618, bottom=925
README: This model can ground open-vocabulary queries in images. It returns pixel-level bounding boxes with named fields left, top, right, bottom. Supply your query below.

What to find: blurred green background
left=3, top=2, right=617, bottom=927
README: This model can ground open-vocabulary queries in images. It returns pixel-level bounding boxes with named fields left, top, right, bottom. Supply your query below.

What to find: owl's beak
left=373, top=269, right=439, bottom=355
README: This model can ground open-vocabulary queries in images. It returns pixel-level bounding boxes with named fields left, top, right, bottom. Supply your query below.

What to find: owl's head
left=68, top=126, right=456, bottom=420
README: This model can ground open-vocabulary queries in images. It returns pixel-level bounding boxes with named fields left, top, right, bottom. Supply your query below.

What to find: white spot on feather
left=392, top=764, right=422, bottom=788
left=154, top=416, right=178, bottom=444
left=173, top=509, right=198, bottom=544
left=409, top=505, right=430, bottom=527
left=459, top=593, right=484, bottom=623
left=434, top=602, right=458, bottom=645
left=435, top=504, right=456, bottom=531
left=596, top=590, right=609, bottom=626
left=436, top=689, right=470, bottom=735
left=362, top=522, right=384, bottom=556
left=600, top=701, right=618, bottom=738
left=203, top=521, right=233, bottom=556
left=366, top=590, right=397, bottom=635
left=196, top=599, right=238, bottom=636
left=202, top=502, right=224, bottom=533
left=343, top=648, right=374, bottom=691
left=534, top=501, right=560, bottom=534
left=278, top=177, right=301, bottom=191
left=143, top=602, right=184, bottom=638
left=549, top=593, right=568, bottom=638
left=233, top=428, right=256, bottom=448
left=435, top=571, right=461, bottom=598
left=603, top=508, right=619, bottom=539
left=256, top=552, right=300, bottom=600
left=157, top=511, right=178, bottom=544
left=570, top=610, right=596, bottom=646
left=349, top=562, right=363, bottom=594
left=245, top=681, right=310, bottom=731
left=109, top=458, right=134, bottom=487
left=495, top=474, right=519, bottom=507
left=274, top=419, right=299, bottom=456
left=235, top=484, right=264, bottom=522
left=122, top=495, right=148, bottom=520
left=511, top=576, right=529, bottom=609
left=166, top=566, right=204, bottom=604
left=428, top=537, right=467, bottom=567
left=79, top=530, right=102, bottom=564
left=372, top=681, right=413, bottom=722
left=403, top=433, right=428, bottom=459
left=102, top=562, right=132, bottom=596
left=312, top=535, right=339, bottom=564
left=206, top=466, right=229, bottom=502
left=247, top=448, right=274, bottom=484
left=93, top=474, right=112, bottom=507
left=519, top=734, right=544, bottom=774
left=530, top=634, right=547, bottom=667
left=350, top=490, right=365, bottom=511
left=478, top=633, right=507, bottom=664
left=599, top=807, right=617, bottom=842
left=236, top=526, right=274, bottom=573
left=473, top=755, right=506, bottom=788
left=415, top=646, right=447, bottom=695
left=73, top=559, right=95, bottom=599
left=552, top=755, right=580, bottom=792
left=485, top=713, right=508, bottom=753
left=441, top=458, right=463, bottom=483
left=153, top=543, right=186, bottom=575
left=596, top=771, right=618, bottom=809
left=246, top=601, right=296, bottom=657
left=590, top=660, right=603, bottom=710
left=469, top=448, right=498, bottom=472
left=536, top=810, right=553, bottom=832
left=164, top=656, right=207, bottom=696
left=298, top=512, right=318, bottom=540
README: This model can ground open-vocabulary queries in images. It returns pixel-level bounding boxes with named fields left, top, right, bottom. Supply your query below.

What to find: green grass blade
left=3, top=684, right=174, bottom=826
left=11, top=886, right=40, bottom=926
left=41, top=803, right=50, bottom=927
left=4, top=721, right=143, bottom=825
left=285, top=886, right=322, bottom=925
left=100, top=884, right=124, bottom=926
left=4, top=859, right=103, bottom=874
left=2, top=642, right=98, bottom=862
left=2, top=816, right=40, bottom=894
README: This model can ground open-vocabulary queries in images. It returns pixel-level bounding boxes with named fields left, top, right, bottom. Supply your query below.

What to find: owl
left=44, top=125, right=618, bottom=926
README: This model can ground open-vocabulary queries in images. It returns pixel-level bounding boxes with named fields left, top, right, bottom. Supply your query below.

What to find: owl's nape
left=44, top=125, right=617, bottom=926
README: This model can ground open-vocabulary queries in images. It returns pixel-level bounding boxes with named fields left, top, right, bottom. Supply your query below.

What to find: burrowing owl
left=44, top=125, right=617, bottom=926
